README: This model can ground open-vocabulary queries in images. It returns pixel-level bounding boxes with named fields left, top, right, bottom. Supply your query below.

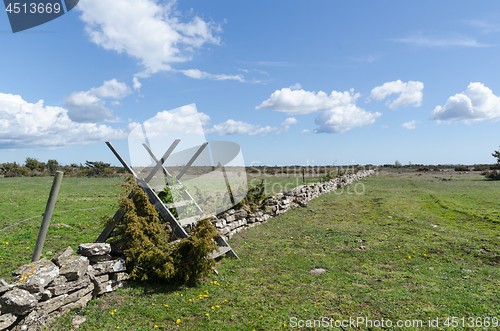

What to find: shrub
left=485, top=170, right=500, bottom=180
left=159, top=178, right=196, bottom=220
left=111, top=176, right=218, bottom=284
left=454, top=165, right=470, bottom=171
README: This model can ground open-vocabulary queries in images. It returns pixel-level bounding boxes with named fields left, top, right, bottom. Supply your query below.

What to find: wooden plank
left=166, top=200, right=193, bottom=208
left=178, top=215, right=200, bottom=227
left=175, top=142, right=208, bottom=180
left=95, top=192, right=131, bottom=242
left=143, top=139, right=180, bottom=183
left=106, top=142, right=137, bottom=177
left=214, top=235, right=239, bottom=259
left=142, top=143, right=173, bottom=179
left=137, top=178, right=189, bottom=239
left=141, top=144, right=204, bottom=215
left=209, top=246, right=232, bottom=259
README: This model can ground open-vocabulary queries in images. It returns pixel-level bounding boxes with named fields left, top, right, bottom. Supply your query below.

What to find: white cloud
left=254, top=69, right=269, bottom=76
left=370, top=80, right=424, bottom=110
left=464, top=19, right=500, bottom=33
left=282, top=117, right=298, bottom=126
left=133, top=77, right=142, bottom=90
left=289, top=83, right=302, bottom=90
left=179, top=69, right=244, bottom=82
left=90, top=79, right=131, bottom=99
left=64, top=79, right=132, bottom=123
left=314, top=103, right=381, bottom=134
left=300, top=129, right=310, bottom=134
left=393, top=33, right=491, bottom=47
left=350, top=53, right=381, bottom=63
left=431, top=82, right=500, bottom=122
left=205, top=119, right=277, bottom=136
left=137, top=104, right=210, bottom=138
left=0, top=93, right=135, bottom=149
left=256, top=87, right=381, bottom=133
left=78, top=0, right=221, bottom=77
left=401, top=120, right=420, bottom=129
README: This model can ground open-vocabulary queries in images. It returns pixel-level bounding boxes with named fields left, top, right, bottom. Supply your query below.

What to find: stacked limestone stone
left=0, top=243, right=129, bottom=331
left=213, top=169, right=374, bottom=239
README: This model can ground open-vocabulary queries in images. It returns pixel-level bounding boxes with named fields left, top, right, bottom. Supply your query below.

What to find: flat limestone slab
left=77, top=243, right=111, bottom=256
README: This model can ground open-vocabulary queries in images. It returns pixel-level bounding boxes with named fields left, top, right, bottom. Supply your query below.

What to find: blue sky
left=1, top=0, right=500, bottom=166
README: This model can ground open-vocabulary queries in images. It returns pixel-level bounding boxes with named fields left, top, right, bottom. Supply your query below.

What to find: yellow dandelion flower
left=152, top=303, right=155, bottom=306
left=211, top=306, right=215, bottom=309
left=176, top=319, right=181, bottom=324
left=216, top=305, right=220, bottom=308
left=205, top=313, right=209, bottom=316
left=154, top=325, right=158, bottom=329
left=408, top=256, right=411, bottom=259
left=164, top=305, right=168, bottom=307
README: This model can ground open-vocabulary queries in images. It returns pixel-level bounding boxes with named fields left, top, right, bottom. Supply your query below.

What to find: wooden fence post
left=32, top=171, right=63, bottom=262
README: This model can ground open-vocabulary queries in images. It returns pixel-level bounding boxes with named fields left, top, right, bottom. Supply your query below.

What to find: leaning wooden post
left=31, top=171, right=63, bottom=262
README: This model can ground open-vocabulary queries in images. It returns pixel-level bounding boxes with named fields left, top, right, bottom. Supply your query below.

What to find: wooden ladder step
left=165, top=200, right=193, bottom=208
left=209, top=246, right=233, bottom=259
left=178, top=215, right=200, bottom=227
left=150, top=183, right=183, bottom=192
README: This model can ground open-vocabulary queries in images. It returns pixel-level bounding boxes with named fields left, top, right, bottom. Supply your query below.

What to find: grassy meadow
left=1, top=171, right=500, bottom=330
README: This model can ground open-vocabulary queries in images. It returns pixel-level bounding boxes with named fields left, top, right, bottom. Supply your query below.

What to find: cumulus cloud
left=90, top=79, right=131, bottom=99
left=282, top=117, right=298, bottom=126
left=64, top=79, right=132, bottom=123
left=133, top=77, right=142, bottom=90
left=205, top=119, right=278, bottom=136
left=431, top=82, right=500, bottom=122
left=256, top=87, right=381, bottom=133
left=289, top=83, right=302, bottom=90
left=401, top=120, right=420, bottom=129
left=314, top=103, right=381, bottom=133
left=78, top=0, right=221, bottom=77
left=370, top=80, right=424, bottom=110
left=147, top=104, right=210, bottom=136
left=0, top=93, right=135, bottom=149
left=300, top=129, right=310, bottom=134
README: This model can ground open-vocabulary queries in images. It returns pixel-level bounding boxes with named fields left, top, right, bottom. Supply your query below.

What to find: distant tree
left=395, top=160, right=402, bottom=168
left=485, top=147, right=500, bottom=180
left=25, top=157, right=39, bottom=171
left=47, top=159, right=59, bottom=174
left=85, top=161, right=111, bottom=177
left=493, top=147, right=500, bottom=164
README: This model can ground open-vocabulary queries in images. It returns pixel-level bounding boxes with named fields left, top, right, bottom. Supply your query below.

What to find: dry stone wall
left=212, top=170, right=374, bottom=239
left=0, top=243, right=129, bottom=331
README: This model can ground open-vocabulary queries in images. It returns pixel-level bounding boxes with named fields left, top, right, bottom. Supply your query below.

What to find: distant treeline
left=0, top=158, right=126, bottom=177
left=2, top=158, right=500, bottom=178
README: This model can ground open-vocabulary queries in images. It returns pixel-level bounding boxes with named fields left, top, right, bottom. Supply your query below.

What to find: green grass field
left=2, top=173, right=500, bottom=330
left=0, top=176, right=123, bottom=281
